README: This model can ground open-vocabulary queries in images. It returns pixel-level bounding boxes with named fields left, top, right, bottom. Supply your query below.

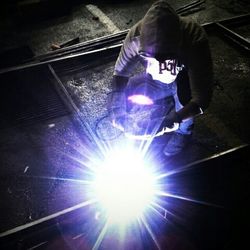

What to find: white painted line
left=86, top=4, right=120, bottom=34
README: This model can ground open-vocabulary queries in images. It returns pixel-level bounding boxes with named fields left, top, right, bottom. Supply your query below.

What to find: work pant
left=125, top=73, right=194, bottom=135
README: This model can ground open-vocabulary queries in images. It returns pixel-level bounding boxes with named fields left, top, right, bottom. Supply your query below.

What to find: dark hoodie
left=114, top=0, right=213, bottom=111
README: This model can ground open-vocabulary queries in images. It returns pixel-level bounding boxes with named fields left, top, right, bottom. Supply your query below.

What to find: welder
left=110, top=0, right=213, bottom=156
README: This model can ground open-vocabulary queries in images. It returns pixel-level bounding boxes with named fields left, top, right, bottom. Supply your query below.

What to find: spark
left=92, top=219, right=110, bottom=250
left=140, top=215, right=161, bottom=250
left=156, top=191, right=223, bottom=208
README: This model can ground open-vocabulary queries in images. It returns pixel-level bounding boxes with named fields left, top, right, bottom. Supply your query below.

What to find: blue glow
left=41, top=115, right=219, bottom=249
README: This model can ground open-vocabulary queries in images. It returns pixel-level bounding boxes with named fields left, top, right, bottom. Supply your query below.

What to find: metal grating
left=0, top=66, right=70, bottom=129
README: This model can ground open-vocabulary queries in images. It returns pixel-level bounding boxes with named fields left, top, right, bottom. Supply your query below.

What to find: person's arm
left=109, top=25, right=140, bottom=128
left=113, top=24, right=140, bottom=91
left=112, top=24, right=140, bottom=92
left=176, top=40, right=214, bottom=121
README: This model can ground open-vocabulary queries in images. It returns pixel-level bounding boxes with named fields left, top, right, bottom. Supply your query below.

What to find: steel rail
left=0, top=144, right=248, bottom=249
left=0, top=44, right=122, bottom=75
left=0, top=200, right=96, bottom=249
left=35, top=12, right=249, bottom=63
left=47, top=63, right=105, bottom=148
left=214, top=22, right=250, bottom=52
left=34, top=0, right=206, bottom=62
left=176, top=0, right=206, bottom=15
left=0, top=14, right=249, bottom=75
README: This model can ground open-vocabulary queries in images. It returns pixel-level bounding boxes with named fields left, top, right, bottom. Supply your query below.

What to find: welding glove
left=161, top=111, right=182, bottom=129
left=138, top=111, right=181, bottom=136
left=109, top=75, right=129, bottom=130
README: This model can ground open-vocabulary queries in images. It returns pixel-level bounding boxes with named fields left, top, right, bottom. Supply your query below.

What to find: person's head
left=139, top=0, right=181, bottom=62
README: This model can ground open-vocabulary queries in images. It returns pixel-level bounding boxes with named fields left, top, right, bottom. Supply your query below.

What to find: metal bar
left=0, top=14, right=249, bottom=75
left=176, top=0, right=204, bottom=12
left=0, top=200, right=95, bottom=249
left=0, top=200, right=94, bottom=237
left=34, top=30, right=128, bottom=61
left=0, top=144, right=248, bottom=248
left=214, top=23, right=250, bottom=52
left=34, top=1, right=206, bottom=61
left=47, top=64, right=106, bottom=149
left=33, top=12, right=248, bottom=63
left=176, top=0, right=205, bottom=15
left=0, top=44, right=122, bottom=75
left=202, top=13, right=250, bottom=28
left=60, top=37, right=80, bottom=48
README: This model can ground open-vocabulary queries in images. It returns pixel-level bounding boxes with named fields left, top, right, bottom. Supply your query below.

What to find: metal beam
left=214, top=23, right=250, bottom=52
left=0, top=144, right=248, bottom=249
left=0, top=14, right=249, bottom=75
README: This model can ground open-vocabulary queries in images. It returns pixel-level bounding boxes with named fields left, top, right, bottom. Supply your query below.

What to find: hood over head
left=139, top=1, right=181, bottom=61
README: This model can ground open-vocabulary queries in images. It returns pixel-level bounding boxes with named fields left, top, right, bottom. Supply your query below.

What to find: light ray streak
left=156, top=145, right=249, bottom=180
left=137, top=116, right=169, bottom=157
left=48, top=144, right=100, bottom=173
left=140, top=215, right=161, bottom=250
left=61, top=153, right=100, bottom=173
left=23, top=175, right=92, bottom=184
left=155, top=165, right=192, bottom=180
left=136, top=121, right=161, bottom=157
left=138, top=135, right=155, bottom=158
left=149, top=202, right=181, bottom=222
left=149, top=203, right=168, bottom=221
left=92, top=219, right=110, bottom=250
left=156, top=191, right=223, bottom=208
left=49, top=64, right=111, bottom=159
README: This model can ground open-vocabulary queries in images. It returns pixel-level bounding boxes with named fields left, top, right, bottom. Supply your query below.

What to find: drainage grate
left=0, top=66, right=70, bottom=129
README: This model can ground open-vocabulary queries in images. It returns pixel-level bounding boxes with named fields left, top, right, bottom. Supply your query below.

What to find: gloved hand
left=138, top=111, right=181, bottom=136
left=108, top=75, right=129, bottom=130
left=161, top=111, right=182, bottom=129
left=108, top=91, right=126, bottom=129
left=155, top=111, right=181, bottom=136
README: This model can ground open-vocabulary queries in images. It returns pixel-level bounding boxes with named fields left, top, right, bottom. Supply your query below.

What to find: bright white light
left=93, top=149, right=157, bottom=225
left=128, top=94, right=154, bottom=105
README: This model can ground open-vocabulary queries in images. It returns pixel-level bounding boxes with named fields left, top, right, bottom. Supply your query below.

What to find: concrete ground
left=0, top=0, right=249, bottom=249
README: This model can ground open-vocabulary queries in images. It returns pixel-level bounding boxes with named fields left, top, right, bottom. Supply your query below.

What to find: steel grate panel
left=0, top=66, right=70, bottom=129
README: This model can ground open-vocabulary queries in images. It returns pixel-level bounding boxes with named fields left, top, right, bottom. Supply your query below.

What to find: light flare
left=92, top=148, right=158, bottom=225
left=44, top=127, right=220, bottom=249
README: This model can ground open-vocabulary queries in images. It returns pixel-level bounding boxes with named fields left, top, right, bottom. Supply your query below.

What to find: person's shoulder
left=180, top=17, right=208, bottom=45
left=127, top=20, right=142, bottom=41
